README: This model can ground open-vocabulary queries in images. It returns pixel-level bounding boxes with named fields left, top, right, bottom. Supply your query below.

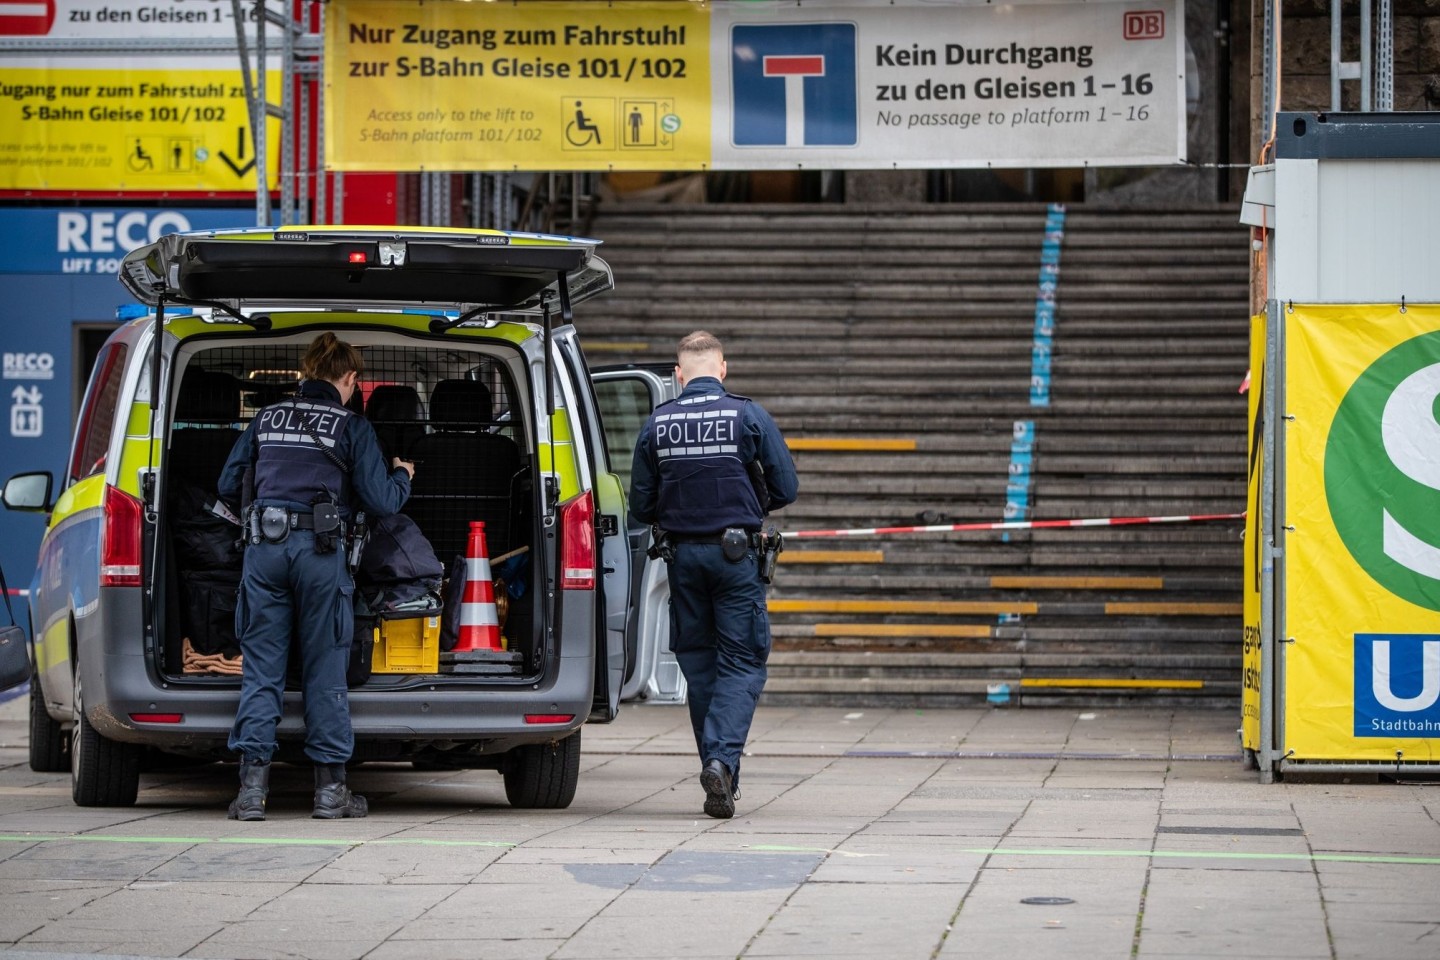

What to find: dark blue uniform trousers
left=229, top=531, right=355, bottom=765
left=668, top=542, right=772, bottom=789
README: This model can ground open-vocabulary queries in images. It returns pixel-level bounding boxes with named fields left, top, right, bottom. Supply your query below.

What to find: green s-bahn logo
left=1325, top=330, right=1440, bottom=611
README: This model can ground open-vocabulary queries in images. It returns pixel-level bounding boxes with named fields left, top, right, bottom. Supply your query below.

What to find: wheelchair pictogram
left=127, top=138, right=156, bottom=173
left=566, top=101, right=602, bottom=147
left=561, top=97, right=615, bottom=150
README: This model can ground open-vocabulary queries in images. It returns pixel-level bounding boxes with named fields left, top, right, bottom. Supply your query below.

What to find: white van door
left=590, top=365, right=685, bottom=704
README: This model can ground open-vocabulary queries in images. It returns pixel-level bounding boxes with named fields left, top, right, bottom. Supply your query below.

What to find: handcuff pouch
left=721, top=527, right=749, bottom=563
left=259, top=506, right=290, bottom=544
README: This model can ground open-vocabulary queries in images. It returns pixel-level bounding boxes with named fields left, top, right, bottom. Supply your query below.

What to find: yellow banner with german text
left=0, top=68, right=280, bottom=193
left=1283, top=304, right=1440, bottom=761
left=324, top=1, right=711, bottom=172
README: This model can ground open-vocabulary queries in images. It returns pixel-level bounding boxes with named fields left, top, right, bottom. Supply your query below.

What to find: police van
left=1, top=225, right=678, bottom=808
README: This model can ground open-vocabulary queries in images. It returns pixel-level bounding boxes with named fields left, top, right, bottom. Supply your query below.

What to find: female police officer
left=217, top=333, right=414, bottom=821
left=629, top=331, right=798, bottom=818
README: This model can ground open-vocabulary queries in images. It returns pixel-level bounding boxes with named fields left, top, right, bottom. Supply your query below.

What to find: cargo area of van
left=164, top=331, right=541, bottom=688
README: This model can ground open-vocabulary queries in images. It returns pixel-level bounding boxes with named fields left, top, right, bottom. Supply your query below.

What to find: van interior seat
left=366, top=384, right=427, bottom=463
left=345, top=385, right=366, bottom=416
left=404, top=379, right=521, bottom=564
left=170, top=366, right=241, bottom=494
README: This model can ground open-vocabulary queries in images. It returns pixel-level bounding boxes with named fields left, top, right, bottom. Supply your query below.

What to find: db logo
left=1124, top=11, right=1166, bottom=40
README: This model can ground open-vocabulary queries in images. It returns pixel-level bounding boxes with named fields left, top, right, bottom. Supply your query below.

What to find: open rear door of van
left=590, top=364, right=685, bottom=705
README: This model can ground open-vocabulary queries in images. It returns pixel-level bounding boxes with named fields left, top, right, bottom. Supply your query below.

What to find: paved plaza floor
left=0, top=695, right=1435, bottom=959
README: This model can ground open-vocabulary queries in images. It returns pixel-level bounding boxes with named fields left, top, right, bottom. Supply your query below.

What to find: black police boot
left=227, top=759, right=270, bottom=821
left=700, top=758, right=736, bottom=819
left=312, top=763, right=368, bottom=819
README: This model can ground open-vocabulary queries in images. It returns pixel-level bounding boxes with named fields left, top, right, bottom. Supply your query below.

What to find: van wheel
left=28, top=678, right=68, bottom=773
left=71, top=677, right=141, bottom=807
left=502, top=729, right=581, bottom=809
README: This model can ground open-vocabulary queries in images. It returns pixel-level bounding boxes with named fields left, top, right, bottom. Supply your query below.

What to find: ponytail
left=301, top=332, right=364, bottom=383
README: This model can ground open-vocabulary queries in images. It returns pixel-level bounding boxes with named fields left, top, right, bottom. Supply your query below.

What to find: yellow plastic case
left=372, top=614, right=441, bottom=674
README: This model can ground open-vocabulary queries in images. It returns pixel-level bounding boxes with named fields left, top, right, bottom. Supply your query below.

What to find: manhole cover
left=1020, top=896, right=1075, bottom=905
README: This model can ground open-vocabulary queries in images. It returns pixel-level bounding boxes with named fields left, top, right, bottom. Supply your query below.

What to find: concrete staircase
left=580, top=202, right=1250, bottom=708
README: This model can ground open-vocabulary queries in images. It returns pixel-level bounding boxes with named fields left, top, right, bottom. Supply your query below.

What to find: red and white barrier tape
left=782, top=512, right=1245, bottom=539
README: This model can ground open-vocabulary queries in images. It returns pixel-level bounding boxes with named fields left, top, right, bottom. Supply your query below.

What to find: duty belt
left=258, top=508, right=324, bottom=530
left=249, top=504, right=345, bottom=547
left=288, top=511, right=319, bottom=529
left=672, top=530, right=762, bottom=547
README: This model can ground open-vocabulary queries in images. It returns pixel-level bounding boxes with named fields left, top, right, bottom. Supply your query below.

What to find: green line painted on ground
left=0, top=833, right=516, bottom=849
left=0, top=833, right=1434, bottom=867
left=750, top=843, right=1440, bottom=866
left=965, top=847, right=1440, bottom=866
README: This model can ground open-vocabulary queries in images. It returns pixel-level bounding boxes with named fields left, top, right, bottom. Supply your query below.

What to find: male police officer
left=217, top=333, right=414, bottom=821
left=629, top=331, right=798, bottom=818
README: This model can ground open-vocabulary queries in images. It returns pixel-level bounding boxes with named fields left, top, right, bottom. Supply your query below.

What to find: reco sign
left=57, top=211, right=193, bottom=254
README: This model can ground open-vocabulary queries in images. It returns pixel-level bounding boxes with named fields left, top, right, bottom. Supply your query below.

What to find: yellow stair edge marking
left=991, top=576, right=1165, bottom=590
left=786, top=438, right=918, bottom=452
left=780, top=550, right=884, bottom=565
left=771, top=599, right=1039, bottom=615
left=1104, top=602, right=1243, bottom=616
left=583, top=341, right=652, bottom=352
left=811, top=623, right=994, bottom=638
left=1020, top=678, right=1206, bottom=689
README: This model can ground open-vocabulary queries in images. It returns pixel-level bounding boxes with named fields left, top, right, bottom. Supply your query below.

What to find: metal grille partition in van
left=162, top=343, right=534, bottom=682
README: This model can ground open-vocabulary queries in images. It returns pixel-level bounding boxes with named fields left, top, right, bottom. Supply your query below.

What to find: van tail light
left=100, top=484, right=144, bottom=587
left=560, top=490, right=595, bottom=591
left=129, top=713, right=182, bottom=724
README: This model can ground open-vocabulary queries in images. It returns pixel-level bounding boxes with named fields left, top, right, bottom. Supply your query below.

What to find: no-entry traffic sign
left=0, top=1, right=55, bottom=36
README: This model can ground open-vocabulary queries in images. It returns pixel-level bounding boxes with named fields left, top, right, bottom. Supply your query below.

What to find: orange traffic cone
left=455, top=521, right=502, bottom=652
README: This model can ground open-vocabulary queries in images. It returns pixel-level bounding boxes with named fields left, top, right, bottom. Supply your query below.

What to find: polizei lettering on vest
left=260, top=406, right=341, bottom=436
left=656, top=414, right=735, bottom=448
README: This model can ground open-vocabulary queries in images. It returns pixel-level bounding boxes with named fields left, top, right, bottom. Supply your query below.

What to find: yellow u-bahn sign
left=1283, top=304, right=1440, bottom=762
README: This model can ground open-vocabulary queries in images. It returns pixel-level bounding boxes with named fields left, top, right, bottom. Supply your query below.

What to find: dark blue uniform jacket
left=630, top=376, right=797, bottom=535
left=218, top=379, right=411, bottom=520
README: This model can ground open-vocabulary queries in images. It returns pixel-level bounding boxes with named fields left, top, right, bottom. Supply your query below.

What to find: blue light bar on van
left=114, top=304, right=193, bottom=321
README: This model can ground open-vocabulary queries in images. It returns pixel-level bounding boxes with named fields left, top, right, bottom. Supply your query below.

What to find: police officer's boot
left=227, top=759, right=270, bottom=821
left=700, top=758, right=736, bottom=819
left=312, top=763, right=368, bottom=819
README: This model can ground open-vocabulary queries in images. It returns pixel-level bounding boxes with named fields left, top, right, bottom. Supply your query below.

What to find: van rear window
left=69, top=342, right=128, bottom=484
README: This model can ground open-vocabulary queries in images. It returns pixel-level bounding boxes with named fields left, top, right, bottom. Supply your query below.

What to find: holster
left=647, top=525, right=676, bottom=564
left=345, top=511, right=369, bottom=574
left=758, top=523, right=784, bottom=584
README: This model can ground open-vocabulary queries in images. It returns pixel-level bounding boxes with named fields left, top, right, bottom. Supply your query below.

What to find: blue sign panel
left=731, top=23, right=857, bottom=147
left=0, top=206, right=255, bottom=609
left=1354, top=633, right=1440, bottom=737
left=0, top=207, right=252, bottom=276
